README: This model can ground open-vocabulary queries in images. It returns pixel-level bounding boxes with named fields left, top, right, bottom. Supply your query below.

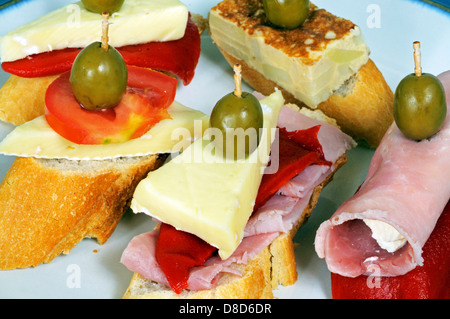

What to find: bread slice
left=0, top=74, right=59, bottom=125
left=0, top=154, right=165, bottom=270
left=122, top=153, right=347, bottom=299
left=208, top=0, right=394, bottom=147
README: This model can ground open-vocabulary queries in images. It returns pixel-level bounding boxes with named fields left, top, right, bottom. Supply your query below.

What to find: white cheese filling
left=363, top=219, right=407, bottom=253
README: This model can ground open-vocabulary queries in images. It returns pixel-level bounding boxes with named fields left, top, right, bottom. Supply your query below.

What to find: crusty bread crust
left=0, top=154, right=165, bottom=270
left=217, top=48, right=393, bottom=147
left=0, top=74, right=59, bottom=125
left=122, top=153, right=347, bottom=299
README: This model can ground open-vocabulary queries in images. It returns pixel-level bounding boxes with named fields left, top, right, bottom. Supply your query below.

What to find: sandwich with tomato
left=119, top=64, right=356, bottom=298
left=0, top=0, right=207, bottom=270
left=0, top=0, right=203, bottom=125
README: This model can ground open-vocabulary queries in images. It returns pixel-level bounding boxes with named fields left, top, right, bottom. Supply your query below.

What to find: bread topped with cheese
left=0, top=98, right=208, bottom=270
left=122, top=154, right=347, bottom=299
left=120, top=91, right=355, bottom=298
left=208, top=0, right=394, bottom=147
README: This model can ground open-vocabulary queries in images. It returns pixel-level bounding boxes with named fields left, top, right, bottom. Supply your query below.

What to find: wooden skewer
left=101, top=12, right=110, bottom=51
left=234, top=64, right=242, bottom=98
left=413, top=41, right=422, bottom=77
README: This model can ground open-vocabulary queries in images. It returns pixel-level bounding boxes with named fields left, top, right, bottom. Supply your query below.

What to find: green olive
left=263, top=0, right=310, bottom=29
left=70, top=41, right=127, bottom=110
left=81, top=0, right=125, bottom=14
left=210, top=92, right=264, bottom=160
left=394, top=73, right=446, bottom=140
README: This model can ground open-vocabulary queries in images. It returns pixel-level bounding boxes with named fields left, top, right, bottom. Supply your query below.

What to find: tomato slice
left=45, top=66, right=177, bottom=145
left=1, top=17, right=200, bottom=85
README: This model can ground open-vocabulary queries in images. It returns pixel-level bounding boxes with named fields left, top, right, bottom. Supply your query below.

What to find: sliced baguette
left=0, top=74, right=59, bottom=125
left=0, top=154, right=165, bottom=270
left=122, top=152, right=347, bottom=299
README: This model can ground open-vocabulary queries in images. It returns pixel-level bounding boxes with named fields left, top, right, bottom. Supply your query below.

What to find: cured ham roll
left=315, top=71, right=450, bottom=277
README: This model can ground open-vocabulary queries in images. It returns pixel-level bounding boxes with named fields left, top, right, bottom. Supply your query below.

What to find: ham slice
left=121, top=104, right=354, bottom=291
left=315, top=71, right=450, bottom=278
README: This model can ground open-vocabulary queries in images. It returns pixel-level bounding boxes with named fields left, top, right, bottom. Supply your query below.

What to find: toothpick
left=101, top=12, right=110, bottom=51
left=234, top=64, right=242, bottom=98
left=413, top=41, right=422, bottom=77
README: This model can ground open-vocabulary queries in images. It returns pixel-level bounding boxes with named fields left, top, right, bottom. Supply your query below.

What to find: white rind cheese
left=0, top=101, right=208, bottom=160
left=0, top=0, right=188, bottom=62
left=363, top=219, right=407, bottom=253
left=131, top=90, right=285, bottom=259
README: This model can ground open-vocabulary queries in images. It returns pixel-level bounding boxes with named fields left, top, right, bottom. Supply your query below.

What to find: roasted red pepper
left=118, top=16, right=201, bottom=85
left=254, top=126, right=331, bottom=211
left=331, top=200, right=450, bottom=299
left=155, top=223, right=217, bottom=294
left=1, top=17, right=200, bottom=85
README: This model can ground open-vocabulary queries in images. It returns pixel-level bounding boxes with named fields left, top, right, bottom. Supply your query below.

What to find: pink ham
left=315, top=71, right=450, bottom=278
left=120, top=228, right=278, bottom=291
left=121, top=104, right=354, bottom=291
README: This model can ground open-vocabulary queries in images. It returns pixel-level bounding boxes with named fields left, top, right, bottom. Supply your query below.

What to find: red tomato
left=45, top=66, right=177, bottom=145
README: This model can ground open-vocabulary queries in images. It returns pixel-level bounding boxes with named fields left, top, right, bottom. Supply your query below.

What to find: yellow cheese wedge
left=0, top=101, right=208, bottom=159
left=131, top=90, right=285, bottom=259
left=0, top=0, right=188, bottom=62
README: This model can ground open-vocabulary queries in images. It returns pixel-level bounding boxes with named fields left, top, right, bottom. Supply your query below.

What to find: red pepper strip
left=1, top=47, right=80, bottom=78
left=1, top=17, right=200, bottom=85
left=118, top=16, right=201, bottom=85
left=155, top=223, right=217, bottom=294
left=281, top=125, right=327, bottom=160
left=331, top=200, right=450, bottom=299
left=253, top=126, right=331, bottom=212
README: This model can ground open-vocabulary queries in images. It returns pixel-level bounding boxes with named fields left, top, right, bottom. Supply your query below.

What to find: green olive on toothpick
left=263, top=0, right=310, bottom=29
left=81, top=0, right=125, bottom=14
left=69, top=12, right=128, bottom=110
left=210, top=64, right=264, bottom=160
left=393, top=41, right=446, bottom=141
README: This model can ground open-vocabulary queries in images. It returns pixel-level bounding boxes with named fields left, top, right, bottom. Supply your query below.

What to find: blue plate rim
left=0, top=0, right=449, bottom=12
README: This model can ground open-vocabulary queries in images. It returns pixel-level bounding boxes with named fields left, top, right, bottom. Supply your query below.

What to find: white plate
left=0, top=0, right=449, bottom=299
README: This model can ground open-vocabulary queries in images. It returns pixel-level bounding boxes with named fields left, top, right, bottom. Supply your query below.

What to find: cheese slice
left=0, top=101, right=208, bottom=160
left=131, top=90, right=285, bottom=259
left=0, top=0, right=188, bottom=62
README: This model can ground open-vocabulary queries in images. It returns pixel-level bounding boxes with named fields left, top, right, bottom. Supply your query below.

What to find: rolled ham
left=315, top=71, right=450, bottom=277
